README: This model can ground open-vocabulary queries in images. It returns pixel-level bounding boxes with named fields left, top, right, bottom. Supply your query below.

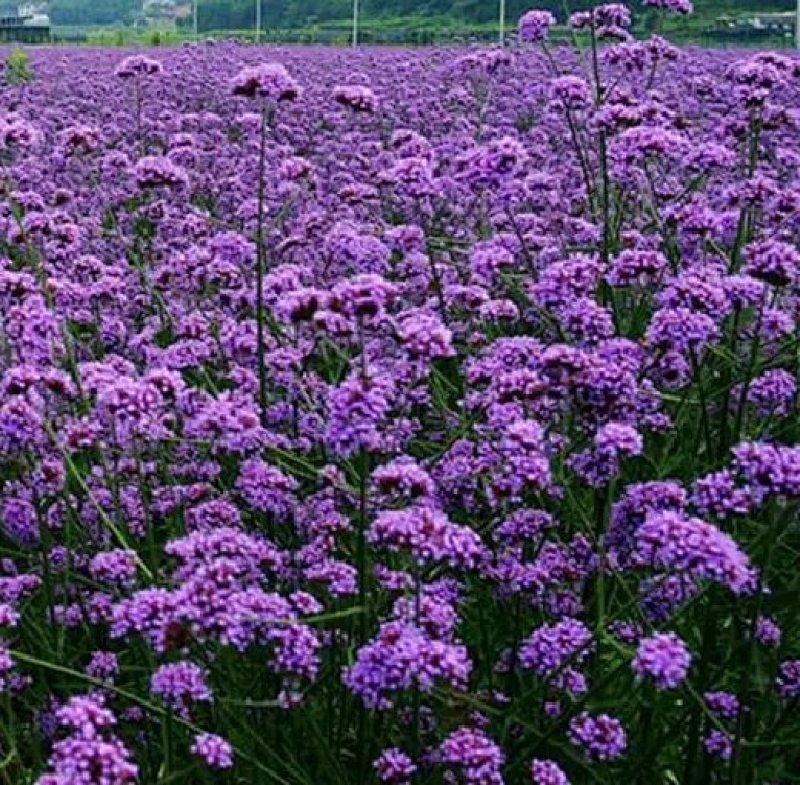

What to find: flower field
left=2, top=3, right=800, bottom=783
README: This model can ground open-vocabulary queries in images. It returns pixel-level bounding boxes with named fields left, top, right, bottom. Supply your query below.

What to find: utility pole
left=352, top=0, right=359, bottom=47
left=256, top=0, right=262, bottom=44
left=499, top=0, right=506, bottom=45
left=193, top=0, right=198, bottom=39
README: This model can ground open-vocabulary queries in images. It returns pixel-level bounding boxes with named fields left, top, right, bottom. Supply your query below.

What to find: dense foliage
left=2, top=2, right=800, bottom=784
left=37, top=0, right=800, bottom=31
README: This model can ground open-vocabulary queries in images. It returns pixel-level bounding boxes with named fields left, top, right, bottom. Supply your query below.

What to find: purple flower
left=776, top=660, right=800, bottom=698
left=343, top=621, right=472, bottom=710
left=568, top=712, right=627, bottom=761
left=518, top=10, right=557, bottom=43
left=704, top=691, right=740, bottom=721
left=439, top=727, right=504, bottom=785
left=755, top=616, right=782, bottom=648
left=549, top=76, right=592, bottom=108
left=607, top=249, right=667, bottom=288
left=333, top=84, right=378, bottom=113
left=191, top=733, right=234, bottom=769
left=531, top=759, right=570, bottom=785
left=643, top=0, right=693, bottom=14
left=89, top=550, right=138, bottom=588
left=374, top=748, right=416, bottom=784
left=396, top=310, right=455, bottom=361
left=38, top=695, right=137, bottom=785
left=325, top=371, right=395, bottom=458
left=595, top=422, right=643, bottom=458
left=329, top=274, right=397, bottom=319
left=743, top=241, right=800, bottom=287
left=607, top=481, right=686, bottom=559
left=692, top=470, right=755, bottom=519
left=632, top=632, right=691, bottom=690
left=746, top=370, right=796, bottom=418
left=133, top=155, right=189, bottom=190
left=633, top=511, right=757, bottom=595
left=559, top=298, right=615, bottom=346
left=230, top=63, right=301, bottom=101
left=612, top=127, right=688, bottom=165
left=85, top=651, right=119, bottom=682
left=519, top=619, right=593, bottom=685
left=0, top=603, right=20, bottom=629
left=570, top=4, right=632, bottom=30
left=236, top=458, right=298, bottom=520
left=703, top=730, right=733, bottom=761
left=646, top=307, right=718, bottom=354
left=640, top=575, right=699, bottom=623
left=150, top=661, right=212, bottom=713
left=372, top=457, right=435, bottom=502
left=115, top=55, right=162, bottom=78
left=0, top=645, right=15, bottom=692
left=732, top=442, right=800, bottom=501
left=369, top=505, right=485, bottom=569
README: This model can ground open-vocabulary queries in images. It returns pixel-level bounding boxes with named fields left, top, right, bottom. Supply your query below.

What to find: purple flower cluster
left=36, top=694, right=138, bottom=785
left=191, top=733, right=234, bottom=769
left=343, top=620, right=472, bottom=709
left=531, top=759, right=570, bottom=785
left=568, top=712, right=628, bottom=761
left=519, top=619, right=593, bottom=693
left=633, top=511, right=756, bottom=594
left=1, top=14, right=799, bottom=785
left=369, top=505, right=486, bottom=569
left=230, top=62, right=302, bottom=101
left=518, top=10, right=557, bottom=44
left=632, top=632, right=691, bottom=690
left=150, top=661, right=212, bottom=714
left=438, top=727, right=505, bottom=785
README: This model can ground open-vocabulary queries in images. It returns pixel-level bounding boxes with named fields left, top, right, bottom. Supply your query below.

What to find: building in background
left=18, top=0, right=46, bottom=15
left=141, top=0, right=191, bottom=30
left=707, top=12, right=795, bottom=43
left=0, top=1, right=50, bottom=42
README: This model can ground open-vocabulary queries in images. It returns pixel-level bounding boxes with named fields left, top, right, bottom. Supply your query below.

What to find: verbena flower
left=704, top=691, right=740, bottom=720
left=438, top=727, right=505, bottom=785
left=191, top=733, right=234, bottom=769
left=115, top=55, right=162, bottom=78
left=230, top=63, right=301, bottom=101
left=343, top=621, right=472, bottom=709
left=531, top=759, right=570, bottom=785
left=632, top=632, right=691, bottom=689
left=776, top=660, right=800, bottom=698
left=568, top=712, right=627, bottom=761
left=703, top=730, right=733, bottom=761
left=333, top=84, right=378, bottom=113
left=150, top=662, right=212, bottom=714
left=374, top=748, right=416, bottom=783
left=633, top=511, right=757, bottom=595
left=643, top=0, right=693, bottom=14
left=518, top=10, right=557, bottom=44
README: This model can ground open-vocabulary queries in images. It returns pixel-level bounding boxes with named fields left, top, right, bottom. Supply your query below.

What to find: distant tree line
left=48, top=0, right=140, bottom=26
left=38, top=0, right=797, bottom=30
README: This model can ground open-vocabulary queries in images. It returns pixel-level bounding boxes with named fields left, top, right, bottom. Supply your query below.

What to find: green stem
left=255, top=103, right=269, bottom=428
left=356, top=447, right=370, bottom=647
left=730, top=506, right=781, bottom=785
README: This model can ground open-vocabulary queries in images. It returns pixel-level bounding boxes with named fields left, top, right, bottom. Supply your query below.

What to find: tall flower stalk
left=231, top=63, right=301, bottom=426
